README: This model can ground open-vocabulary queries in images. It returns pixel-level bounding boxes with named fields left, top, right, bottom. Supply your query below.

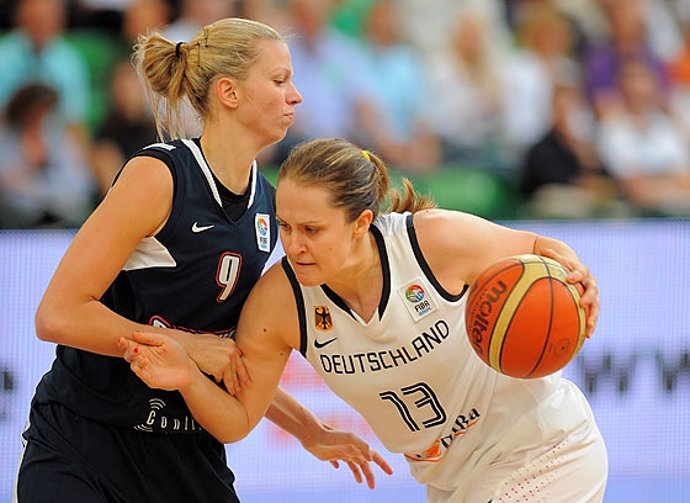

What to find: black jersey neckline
left=193, top=137, right=251, bottom=222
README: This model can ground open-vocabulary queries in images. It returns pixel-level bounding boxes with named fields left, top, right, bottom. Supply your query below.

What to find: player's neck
left=199, top=132, right=257, bottom=195
left=327, top=234, right=382, bottom=323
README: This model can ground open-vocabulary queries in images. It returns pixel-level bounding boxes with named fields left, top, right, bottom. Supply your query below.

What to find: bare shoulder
left=98, top=156, right=174, bottom=237
left=70, top=156, right=174, bottom=253
left=117, top=155, right=172, bottom=182
left=411, top=209, right=536, bottom=286
left=414, top=208, right=493, bottom=231
left=109, top=156, right=173, bottom=208
left=412, top=209, right=493, bottom=254
left=238, top=260, right=301, bottom=351
left=248, top=262, right=294, bottom=307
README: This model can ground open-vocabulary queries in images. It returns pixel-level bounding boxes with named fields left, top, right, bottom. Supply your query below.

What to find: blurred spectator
left=0, top=0, right=91, bottom=144
left=357, top=0, right=440, bottom=173
left=164, top=0, right=238, bottom=42
left=397, top=0, right=511, bottom=61
left=520, top=66, right=621, bottom=218
left=551, top=0, right=609, bottom=56
left=641, top=0, right=684, bottom=64
left=120, top=0, right=171, bottom=48
left=597, top=57, right=690, bottom=216
left=505, top=0, right=682, bottom=61
left=240, top=0, right=289, bottom=26
left=670, top=21, right=690, bottom=86
left=70, top=0, right=129, bottom=32
left=76, top=0, right=130, bottom=8
left=91, top=59, right=157, bottom=195
left=503, top=0, right=601, bottom=59
left=330, top=0, right=373, bottom=38
left=668, top=19, right=690, bottom=141
left=274, top=0, right=376, bottom=162
left=425, top=6, right=507, bottom=169
left=500, top=3, right=579, bottom=159
left=583, top=0, right=671, bottom=118
left=0, top=83, right=96, bottom=228
left=674, top=0, right=690, bottom=25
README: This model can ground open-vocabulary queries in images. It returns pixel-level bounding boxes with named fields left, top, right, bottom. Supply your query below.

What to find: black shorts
left=16, top=400, right=240, bottom=503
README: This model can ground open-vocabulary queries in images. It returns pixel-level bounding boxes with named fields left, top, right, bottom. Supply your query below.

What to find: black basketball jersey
left=34, top=138, right=279, bottom=433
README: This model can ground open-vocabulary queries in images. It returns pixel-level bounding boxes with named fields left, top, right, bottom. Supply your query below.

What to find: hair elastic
left=361, top=150, right=371, bottom=161
left=175, top=41, right=184, bottom=58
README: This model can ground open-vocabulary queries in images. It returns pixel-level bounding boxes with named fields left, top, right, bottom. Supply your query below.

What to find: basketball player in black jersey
left=15, top=18, right=391, bottom=503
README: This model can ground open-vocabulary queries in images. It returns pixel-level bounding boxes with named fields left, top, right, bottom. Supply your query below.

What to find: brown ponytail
left=279, top=138, right=435, bottom=222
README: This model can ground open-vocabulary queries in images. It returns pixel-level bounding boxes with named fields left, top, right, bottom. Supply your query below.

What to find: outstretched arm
left=266, top=387, right=393, bottom=488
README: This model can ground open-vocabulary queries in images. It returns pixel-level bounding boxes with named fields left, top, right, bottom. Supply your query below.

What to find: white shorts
left=426, top=419, right=608, bottom=503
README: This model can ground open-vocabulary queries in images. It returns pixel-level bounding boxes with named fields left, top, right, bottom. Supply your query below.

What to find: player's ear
left=216, top=77, right=239, bottom=109
left=353, top=209, right=373, bottom=237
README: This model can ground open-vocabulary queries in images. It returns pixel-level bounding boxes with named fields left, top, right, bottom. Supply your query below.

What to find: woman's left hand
left=540, top=248, right=599, bottom=338
left=301, top=423, right=394, bottom=489
left=119, top=331, right=196, bottom=390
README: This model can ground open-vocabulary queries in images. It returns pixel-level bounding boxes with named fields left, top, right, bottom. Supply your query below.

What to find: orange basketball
left=465, top=254, right=588, bottom=379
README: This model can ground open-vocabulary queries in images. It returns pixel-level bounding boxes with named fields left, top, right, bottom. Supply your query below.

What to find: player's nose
left=284, top=233, right=305, bottom=256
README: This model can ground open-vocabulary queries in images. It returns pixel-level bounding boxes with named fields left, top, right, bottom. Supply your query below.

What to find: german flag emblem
left=314, top=306, right=333, bottom=332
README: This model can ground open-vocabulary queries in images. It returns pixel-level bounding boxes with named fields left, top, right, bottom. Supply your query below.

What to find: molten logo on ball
left=469, top=280, right=508, bottom=356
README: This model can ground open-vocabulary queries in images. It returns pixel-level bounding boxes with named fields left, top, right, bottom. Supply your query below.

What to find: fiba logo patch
left=314, top=306, right=333, bottom=332
left=398, top=279, right=438, bottom=321
left=257, top=217, right=268, bottom=236
left=405, top=284, right=425, bottom=303
left=255, top=213, right=270, bottom=252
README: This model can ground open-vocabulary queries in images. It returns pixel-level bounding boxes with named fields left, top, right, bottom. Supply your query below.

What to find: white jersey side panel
left=287, top=212, right=595, bottom=492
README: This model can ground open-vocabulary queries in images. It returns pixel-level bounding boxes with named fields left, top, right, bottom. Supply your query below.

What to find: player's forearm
left=35, top=297, right=184, bottom=357
left=265, top=387, right=325, bottom=447
left=178, top=369, right=254, bottom=443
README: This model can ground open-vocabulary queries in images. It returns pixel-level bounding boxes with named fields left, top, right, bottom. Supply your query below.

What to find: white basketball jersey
left=282, top=213, right=596, bottom=494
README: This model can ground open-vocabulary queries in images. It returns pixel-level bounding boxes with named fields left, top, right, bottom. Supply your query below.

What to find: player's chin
left=265, top=125, right=290, bottom=146
left=295, top=274, right=321, bottom=287
left=276, top=118, right=294, bottom=138
left=293, top=267, right=321, bottom=287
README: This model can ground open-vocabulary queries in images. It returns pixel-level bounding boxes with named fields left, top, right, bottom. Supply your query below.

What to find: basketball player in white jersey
left=120, top=138, right=608, bottom=502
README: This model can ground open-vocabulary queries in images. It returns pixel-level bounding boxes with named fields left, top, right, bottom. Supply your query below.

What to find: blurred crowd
left=1, top=0, right=690, bottom=228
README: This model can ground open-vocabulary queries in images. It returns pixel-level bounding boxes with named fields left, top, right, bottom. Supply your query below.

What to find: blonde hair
left=278, top=138, right=435, bottom=221
left=133, top=17, right=282, bottom=140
